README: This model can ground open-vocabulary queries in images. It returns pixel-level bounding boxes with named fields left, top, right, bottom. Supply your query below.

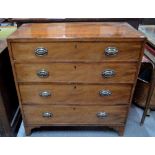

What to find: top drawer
left=11, top=42, right=142, bottom=62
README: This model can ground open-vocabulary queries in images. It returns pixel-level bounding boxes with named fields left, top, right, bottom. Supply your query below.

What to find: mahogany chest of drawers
left=7, top=22, right=146, bottom=136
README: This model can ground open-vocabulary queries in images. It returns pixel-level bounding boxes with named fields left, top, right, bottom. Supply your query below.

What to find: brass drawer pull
left=102, top=69, right=116, bottom=78
left=39, top=91, right=51, bottom=97
left=99, top=90, right=112, bottom=96
left=105, top=47, right=118, bottom=56
left=37, top=69, right=49, bottom=78
left=96, top=112, right=108, bottom=119
left=35, top=47, right=48, bottom=56
left=42, top=112, right=53, bottom=118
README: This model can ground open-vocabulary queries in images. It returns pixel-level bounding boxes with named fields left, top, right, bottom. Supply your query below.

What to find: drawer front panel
left=11, top=42, right=141, bottom=62
left=23, top=105, right=128, bottom=125
left=15, top=63, right=137, bottom=83
left=19, top=84, right=132, bottom=105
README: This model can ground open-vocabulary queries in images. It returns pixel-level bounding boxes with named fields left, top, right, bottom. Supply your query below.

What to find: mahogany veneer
left=7, top=22, right=146, bottom=136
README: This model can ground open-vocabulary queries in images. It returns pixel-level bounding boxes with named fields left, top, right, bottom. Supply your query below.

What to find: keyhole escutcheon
left=75, top=44, right=77, bottom=49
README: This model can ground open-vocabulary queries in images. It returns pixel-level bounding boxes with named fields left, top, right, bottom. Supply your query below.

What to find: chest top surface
left=7, top=22, right=146, bottom=41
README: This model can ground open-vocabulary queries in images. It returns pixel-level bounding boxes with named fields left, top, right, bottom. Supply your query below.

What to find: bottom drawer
left=23, top=105, right=128, bottom=125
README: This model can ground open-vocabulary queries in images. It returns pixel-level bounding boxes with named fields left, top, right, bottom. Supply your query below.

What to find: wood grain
left=15, top=63, right=137, bottom=83
left=11, top=42, right=142, bottom=62
left=7, top=23, right=145, bottom=41
left=23, top=105, right=128, bottom=125
left=19, top=84, right=132, bottom=105
left=7, top=22, right=146, bottom=136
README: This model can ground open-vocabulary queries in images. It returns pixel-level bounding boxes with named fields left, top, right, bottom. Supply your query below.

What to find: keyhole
left=73, top=107, right=76, bottom=110
left=74, top=86, right=77, bottom=89
left=74, top=66, right=77, bottom=70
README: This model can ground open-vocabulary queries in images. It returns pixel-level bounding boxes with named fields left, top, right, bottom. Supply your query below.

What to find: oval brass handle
left=39, top=91, right=51, bottom=97
left=42, top=112, right=53, bottom=118
left=96, top=112, right=108, bottom=119
left=105, top=47, right=118, bottom=56
left=102, top=69, right=116, bottom=78
left=37, top=69, right=49, bottom=78
left=35, top=47, right=48, bottom=56
left=99, top=90, right=112, bottom=96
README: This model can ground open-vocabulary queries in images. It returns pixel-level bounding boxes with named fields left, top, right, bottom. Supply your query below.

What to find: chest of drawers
left=7, top=22, right=146, bottom=136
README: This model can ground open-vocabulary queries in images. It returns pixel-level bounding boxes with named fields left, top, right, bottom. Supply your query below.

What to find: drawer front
left=11, top=42, right=142, bottom=62
left=23, top=105, right=128, bottom=125
left=19, top=84, right=132, bottom=105
left=15, top=63, right=137, bottom=83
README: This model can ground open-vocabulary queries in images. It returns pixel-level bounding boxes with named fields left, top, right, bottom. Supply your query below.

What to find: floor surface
left=17, top=104, right=155, bottom=137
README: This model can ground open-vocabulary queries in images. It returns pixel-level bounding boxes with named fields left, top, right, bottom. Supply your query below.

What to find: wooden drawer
left=19, top=84, right=132, bottom=105
left=23, top=105, right=128, bottom=125
left=11, top=42, right=142, bottom=62
left=15, top=63, right=137, bottom=83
